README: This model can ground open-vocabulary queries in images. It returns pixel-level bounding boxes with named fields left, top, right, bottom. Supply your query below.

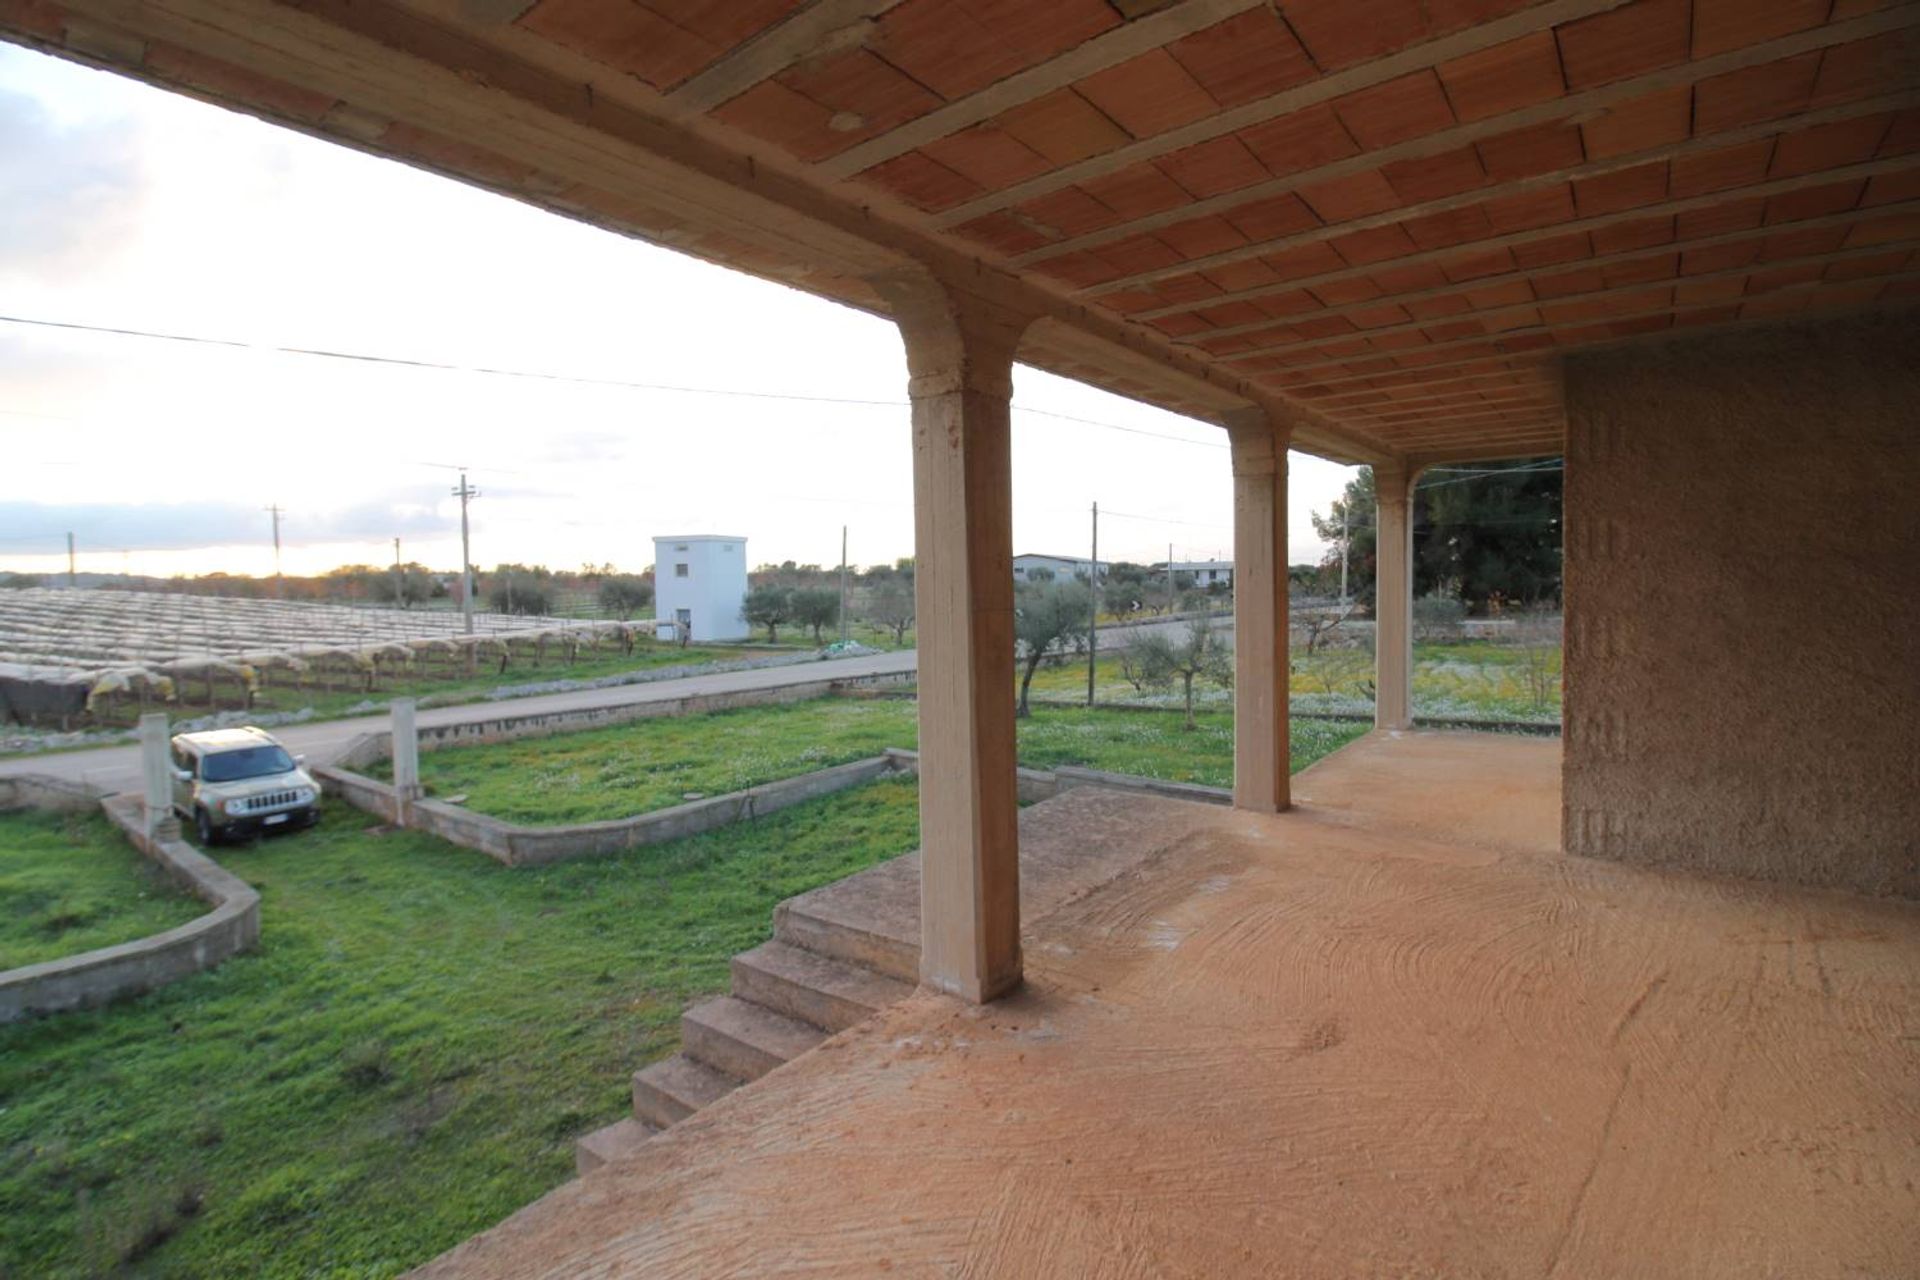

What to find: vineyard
left=0, top=588, right=635, bottom=727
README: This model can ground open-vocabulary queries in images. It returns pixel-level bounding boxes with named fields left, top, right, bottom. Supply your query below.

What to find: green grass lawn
left=0, top=778, right=922, bottom=1278
left=388, top=697, right=1370, bottom=824
left=0, top=810, right=204, bottom=971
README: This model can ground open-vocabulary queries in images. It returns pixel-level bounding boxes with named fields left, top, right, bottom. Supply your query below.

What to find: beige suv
left=170, top=727, right=322, bottom=845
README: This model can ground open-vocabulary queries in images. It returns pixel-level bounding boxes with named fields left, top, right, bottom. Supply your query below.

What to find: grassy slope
left=0, top=811, right=204, bottom=970
left=0, top=779, right=922, bottom=1279
left=396, top=697, right=1369, bottom=824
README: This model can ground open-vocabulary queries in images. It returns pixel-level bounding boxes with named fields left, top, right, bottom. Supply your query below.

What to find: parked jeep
left=170, top=726, right=321, bottom=845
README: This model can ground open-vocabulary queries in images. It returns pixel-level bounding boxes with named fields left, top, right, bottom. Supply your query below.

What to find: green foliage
left=1129, top=617, right=1233, bottom=730
left=862, top=579, right=914, bottom=646
left=1412, top=591, right=1468, bottom=641
left=1014, top=578, right=1092, bottom=717
left=0, top=810, right=202, bottom=969
left=0, top=572, right=42, bottom=590
left=594, top=575, right=653, bottom=620
left=485, top=565, right=554, bottom=617
left=0, top=780, right=923, bottom=1278
left=741, top=585, right=792, bottom=643
left=788, top=588, right=840, bottom=644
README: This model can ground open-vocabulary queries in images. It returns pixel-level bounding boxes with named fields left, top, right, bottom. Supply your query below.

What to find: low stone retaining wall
left=0, top=787, right=261, bottom=1022
left=881, top=749, right=1231, bottom=808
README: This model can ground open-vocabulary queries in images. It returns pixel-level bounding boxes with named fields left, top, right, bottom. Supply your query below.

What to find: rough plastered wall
left=1561, top=310, right=1920, bottom=898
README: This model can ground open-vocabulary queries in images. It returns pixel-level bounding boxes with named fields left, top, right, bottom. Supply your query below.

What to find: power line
left=0, top=313, right=1230, bottom=451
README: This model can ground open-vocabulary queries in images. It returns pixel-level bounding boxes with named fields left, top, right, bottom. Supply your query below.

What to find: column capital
left=1373, top=462, right=1414, bottom=510
left=1221, top=407, right=1292, bottom=478
left=868, top=268, right=1034, bottom=400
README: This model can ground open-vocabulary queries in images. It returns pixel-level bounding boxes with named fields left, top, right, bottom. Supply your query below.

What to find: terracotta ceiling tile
left=1763, top=178, right=1866, bottom=222
left=1553, top=0, right=1691, bottom=91
left=521, top=0, right=719, bottom=91
left=711, top=80, right=841, bottom=162
left=1437, top=32, right=1568, bottom=123
left=1152, top=273, right=1228, bottom=304
left=1878, top=109, right=1920, bottom=155
left=1381, top=147, right=1489, bottom=202
left=1168, top=8, right=1319, bottom=107
left=1747, top=261, right=1826, bottom=291
left=1098, top=232, right=1186, bottom=275
left=859, top=151, right=983, bottom=212
left=1676, top=196, right=1767, bottom=239
left=777, top=47, right=942, bottom=153
left=1156, top=136, right=1272, bottom=199
left=1222, top=191, right=1324, bottom=241
left=1572, top=161, right=1670, bottom=216
left=996, top=90, right=1133, bottom=166
left=1156, top=214, right=1252, bottom=259
left=873, top=0, right=1120, bottom=100
left=1824, top=247, right=1913, bottom=280
left=1464, top=279, right=1537, bottom=309
left=1034, top=250, right=1126, bottom=288
left=1669, top=138, right=1776, bottom=199
left=1757, top=224, right=1852, bottom=259
left=1810, top=30, right=1919, bottom=109
left=1371, top=261, right=1452, bottom=292
left=1333, top=71, right=1458, bottom=149
left=1076, top=48, right=1222, bottom=140
left=1298, top=170, right=1404, bottom=222
left=1770, top=114, right=1895, bottom=180
left=924, top=125, right=1053, bottom=192
left=1193, top=299, right=1272, bottom=327
left=1693, top=52, right=1822, bottom=133
left=1351, top=302, right=1417, bottom=328
left=1592, top=214, right=1676, bottom=253
left=1511, top=231, right=1592, bottom=267
left=1254, top=288, right=1327, bottom=317
left=1532, top=266, right=1607, bottom=299
left=1203, top=258, right=1283, bottom=291
left=1406, top=293, right=1476, bottom=319
left=1262, top=241, right=1350, bottom=279
left=1294, top=313, right=1362, bottom=339
left=1691, top=0, right=1831, bottom=59
left=1603, top=253, right=1681, bottom=287
left=1311, top=276, right=1385, bottom=306
left=1670, top=302, right=1744, bottom=326
left=1484, top=184, right=1577, bottom=233
left=1016, top=187, right=1122, bottom=237
left=1330, top=224, right=1421, bottom=266
left=1680, top=239, right=1764, bottom=274
left=1443, top=247, right=1519, bottom=280
left=1097, top=288, right=1163, bottom=314
left=1282, top=0, right=1432, bottom=71
left=1237, top=105, right=1361, bottom=178
left=1475, top=121, right=1586, bottom=182
left=1081, top=162, right=1195, bottom=219
left=1843, top=209, right=1920, bottom=246
left=1861, top=166, right=1920, bottom=207
left=1674, top=274, right=1750, bottom=305
left=1580, top=86, right=1691, bottom=162
left=1403, top=203, right=1496, bottom=249
left=1148, top=310, right=1215, bottom=336
left=643, top=0, right=801, bottom=49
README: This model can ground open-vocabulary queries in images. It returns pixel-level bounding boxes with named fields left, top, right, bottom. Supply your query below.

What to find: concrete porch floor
left=419, top=732, right=1919, bottom=1278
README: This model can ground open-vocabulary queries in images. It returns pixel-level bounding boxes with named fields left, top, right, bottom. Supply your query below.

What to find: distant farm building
left=1157, top=559, right=1234, bottom=589
left=652, top=536, right=748, bottom=643
left=1011, top=554, right=1108, bottom=583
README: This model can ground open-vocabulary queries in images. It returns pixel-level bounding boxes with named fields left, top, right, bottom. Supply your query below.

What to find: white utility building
left=652, top=535, right=749, bottom=642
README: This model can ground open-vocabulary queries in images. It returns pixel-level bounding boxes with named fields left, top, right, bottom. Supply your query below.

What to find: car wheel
left=195, top=807, right=216, bottom=847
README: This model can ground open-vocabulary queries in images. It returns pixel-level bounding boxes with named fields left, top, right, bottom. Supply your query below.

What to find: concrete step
left=574, top=1116, right=658, bottom=1176
left=730, top=940, right=914, bottom=1033
left=772, top=896, right=919, bottom=984
left=631, top=1052, right=739, bottom=1129
left=681, top=995, right=826, bottom=1082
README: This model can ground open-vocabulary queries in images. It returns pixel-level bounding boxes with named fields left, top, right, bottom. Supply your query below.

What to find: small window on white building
left=675, top=563, right=689, bottom=578
left=674, top=543, right=689, bottom=552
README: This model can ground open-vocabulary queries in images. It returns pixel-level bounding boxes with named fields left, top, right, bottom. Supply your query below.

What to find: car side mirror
left=173, top=769, right=192, bottom=782
left=293, top=754, right=307, bottom=766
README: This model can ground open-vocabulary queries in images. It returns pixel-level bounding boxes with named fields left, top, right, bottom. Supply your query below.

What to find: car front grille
left=238, top=790, right=304, bottom=813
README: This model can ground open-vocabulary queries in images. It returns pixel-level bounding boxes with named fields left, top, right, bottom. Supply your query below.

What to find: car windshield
left=201, top=745, right=295, bottom=783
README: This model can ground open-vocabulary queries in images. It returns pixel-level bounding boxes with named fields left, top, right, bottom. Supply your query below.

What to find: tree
left=1131, top=614, right=1233, bottom=730
left=597, top=575, right=653, bottom=620
left=487, top=564, right=554, bottom=616
left=865, top=578, right=914, bottom=645
left=742, top=585, right=793, bottom=642
left=790, top=587, right=840, bottom=643
left=1014, top=577, right=1091, bottom=718
left=1310, top=461, right=1562, bottom=613
left=380, top=562, right=435, bottom=609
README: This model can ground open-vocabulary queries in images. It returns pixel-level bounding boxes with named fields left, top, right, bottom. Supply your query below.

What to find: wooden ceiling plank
left=665, top=0, right=911, bottom=119
left=924, top=0, right=1632, bottom=226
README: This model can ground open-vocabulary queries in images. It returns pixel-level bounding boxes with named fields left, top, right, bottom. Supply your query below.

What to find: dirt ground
left=417, top=733, right=1920, bottom=1278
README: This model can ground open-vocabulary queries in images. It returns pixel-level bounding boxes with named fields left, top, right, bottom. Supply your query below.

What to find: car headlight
left=224, top=797, right=251, bottom=815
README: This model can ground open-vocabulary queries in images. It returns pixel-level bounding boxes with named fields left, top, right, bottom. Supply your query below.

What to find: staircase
left=575, top=896, right=916, bottom=1173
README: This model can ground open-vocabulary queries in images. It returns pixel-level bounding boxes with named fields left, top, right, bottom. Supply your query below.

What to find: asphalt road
left=0, top=615, right=1226, bottom=795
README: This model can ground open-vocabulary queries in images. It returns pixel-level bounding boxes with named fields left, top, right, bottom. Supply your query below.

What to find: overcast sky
left=0, top=45, right=1359, bottom=581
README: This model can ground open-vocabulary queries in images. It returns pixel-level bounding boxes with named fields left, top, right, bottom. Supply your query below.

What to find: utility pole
left=1086, top=502, right=1099, bottom=707
left=1340, top=502, right=1350, bottom=604
left=1166, top=541, right=1175, bottom=615
left=264, top=505, right=285, bottom=596
left=452, top=470, right=478, bottom=634
left=66, top=532, right=76, bottom=587
left=838, top=525, right=850, bottom=646
left=393, top=537, right=403, bottom=610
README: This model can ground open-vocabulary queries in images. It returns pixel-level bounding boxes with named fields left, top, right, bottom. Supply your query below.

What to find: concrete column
left=391, top=698, right=422, bottom=804
left=1226, top=411, right=1291, bottom=813
left=138, top=712, right=171, bottom=838
left=875, top=270, right=1031, bottom=1003
left=1374, top=465, right=1415, bottom=731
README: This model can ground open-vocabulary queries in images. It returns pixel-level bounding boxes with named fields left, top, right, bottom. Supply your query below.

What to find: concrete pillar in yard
left=1374, top=465, right=1415, bottom=731
left=391, top=698, right=422, bottom=805
left=139, top=712, right=171, bottom=838
left=1226, top=410, right=1292, bottom=814
left=872, top=268, right=1032, bottom=1003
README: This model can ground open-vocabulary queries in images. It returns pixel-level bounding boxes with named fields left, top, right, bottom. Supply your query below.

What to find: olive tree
left=790, top=587, right=841, bottom=644
left=597, top=575, right=653, bottom=620
left=1014, top=578, right=1091, bottom=718
left=1132, top=614, right=1233, bottom=730
left=741, top=585, right=793, bottom=643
